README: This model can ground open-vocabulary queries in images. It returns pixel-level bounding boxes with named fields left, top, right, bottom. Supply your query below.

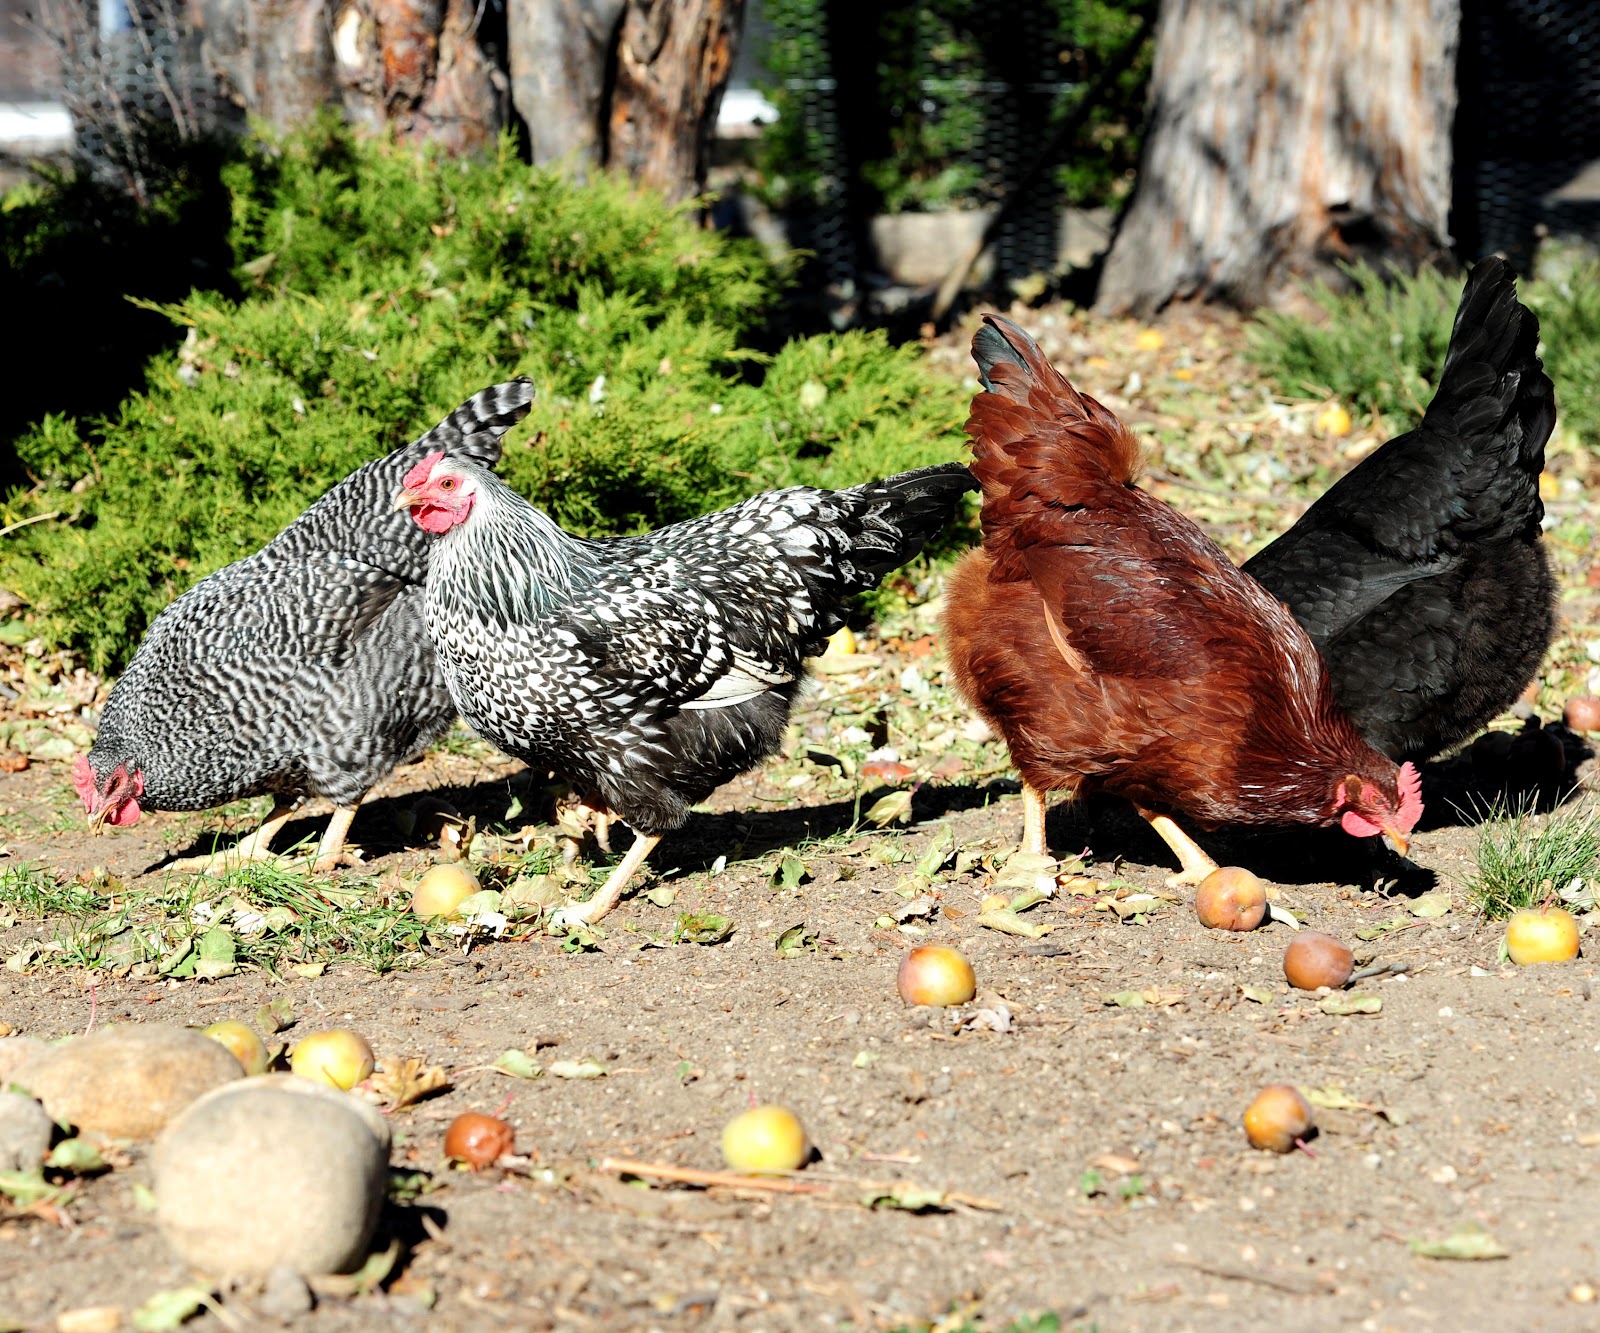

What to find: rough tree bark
left=507, top=0, right=625, bottom=167
left=186, top=0, right=740, bottom=195
left=1096, top=0, right=1460, bottom=316
left=506, top=0, right=744, bottom=201
left=193, top=0, right=506, bottom=151
left=607, top=0, right=743, bottom=202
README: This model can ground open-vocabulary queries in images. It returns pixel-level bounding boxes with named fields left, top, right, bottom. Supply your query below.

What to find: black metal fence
left=1456, top=0, right=1600, bottom=268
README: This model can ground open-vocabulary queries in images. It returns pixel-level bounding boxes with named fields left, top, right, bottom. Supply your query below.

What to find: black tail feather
left=838, top=462, right=976, bottom=586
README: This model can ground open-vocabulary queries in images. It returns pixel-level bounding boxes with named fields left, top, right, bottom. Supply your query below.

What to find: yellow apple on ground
left=1195, top=866, right=1267, bottom=931
left=1244, top=1085, right=1314, bottom=1153
left=203, top=1020, right=269, bottom=1076
left=289, top=1030, right=375, bottom=1090
left=896, top=945, right=977, bottom=1007
left=1505, top=906, right=1580, bottom=965
left=721, top=1105, right=809, bottom=1175
left=410, top=863, right=481, bottom=918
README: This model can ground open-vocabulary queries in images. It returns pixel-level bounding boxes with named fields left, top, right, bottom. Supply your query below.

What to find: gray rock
left=259, top=1262, right=314, bottom=1320
left=0, top=1090, right=53, bottom=1170
left=14, top=1025, right=241, bottom=1140
left=153, top=1074, right=391, bottom=1277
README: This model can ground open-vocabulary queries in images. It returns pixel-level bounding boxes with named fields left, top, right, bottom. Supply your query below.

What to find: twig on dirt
left=1347, top=960, right=1408, bottom=984
left=83, top=980, right=97, bottom=1036
left=597, top=1157, right=832, bottom=1195
left=1169, top=1255, right=1333, bottom=1295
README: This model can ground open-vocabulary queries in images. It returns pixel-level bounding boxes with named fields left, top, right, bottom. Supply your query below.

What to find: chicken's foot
left=1136, top=808, right=1220, bottom=888
left=548, top=830, right=662, bottom=931
left=310, top=802, right=364, bottom=873
left=162, top=798, right=297, bottom=876
left=1021, top=783, right=1050, bottom=857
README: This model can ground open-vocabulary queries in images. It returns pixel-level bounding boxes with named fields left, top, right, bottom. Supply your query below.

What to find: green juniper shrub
left=1, top=121, right=972, bottom=673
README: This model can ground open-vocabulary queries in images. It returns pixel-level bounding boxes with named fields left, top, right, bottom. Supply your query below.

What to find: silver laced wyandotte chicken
left=73, top=380, right=535, bottom=871
left=395, top=453, right=975, bottom=927
left=1243, top=256, right=1557, bottom=763
left=943, top=315, right=1422, bottom=884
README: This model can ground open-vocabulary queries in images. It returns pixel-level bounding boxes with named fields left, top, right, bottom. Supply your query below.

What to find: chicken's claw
left=545, top=829, right=662, bottom=933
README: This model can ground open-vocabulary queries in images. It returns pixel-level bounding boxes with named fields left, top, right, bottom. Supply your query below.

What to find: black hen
left=74, top=380, right=535, bottom=870
left=396, top=454, right=975, bottom=925
left=1241, top=257, right=1557, bottom=762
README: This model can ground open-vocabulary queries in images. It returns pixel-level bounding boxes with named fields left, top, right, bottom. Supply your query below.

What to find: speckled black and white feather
left=84, top=380, right=535, bottom=810
left=420, top=460, right=975, bottom=833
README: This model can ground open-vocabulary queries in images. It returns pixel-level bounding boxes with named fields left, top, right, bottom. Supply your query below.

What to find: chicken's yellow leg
left=311, top=801, right=363, bottom=873
left=548, top=830, right=662, bottom=931
left=1135, top=807, right=1220, bottom=888
left=1021, top=783, right=1049, bottom=857
left=163, top=798, right=297, bottom=876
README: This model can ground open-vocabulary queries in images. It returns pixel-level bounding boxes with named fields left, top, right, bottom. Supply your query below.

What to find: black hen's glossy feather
left=1240, top=258, right=1557, bottom=761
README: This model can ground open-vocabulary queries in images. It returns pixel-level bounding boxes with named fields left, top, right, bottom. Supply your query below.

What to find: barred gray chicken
left=396, top=453, right=975, bottom=926
left=74, top=379, right=535, bottom=871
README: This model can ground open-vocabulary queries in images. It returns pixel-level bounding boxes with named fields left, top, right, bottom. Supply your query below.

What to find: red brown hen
left=942, top=315, right=1422, bottom=884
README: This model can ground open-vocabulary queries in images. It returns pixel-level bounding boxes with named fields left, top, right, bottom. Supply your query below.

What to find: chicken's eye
left=439, top=478, right=456, bottom=491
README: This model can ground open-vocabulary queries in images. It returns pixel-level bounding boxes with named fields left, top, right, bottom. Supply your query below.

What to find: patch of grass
left=0, top=863, right=99, bottom=918
left=6, top=836, right=572, bottom=977
left=7, top=859, right=434, bottom=976
left=1246, top=258, right=1600, bottom=450
left=1464, top=799, right=1600, bottom=920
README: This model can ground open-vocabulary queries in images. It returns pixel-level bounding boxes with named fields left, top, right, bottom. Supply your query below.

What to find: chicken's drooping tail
left=1423, top=257, right=1555, bottom=512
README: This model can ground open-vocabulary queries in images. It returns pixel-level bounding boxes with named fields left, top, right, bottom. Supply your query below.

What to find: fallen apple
left=721, top=1105, right=809, bottom=1175
left=202, top=1020, right=269, bottom=1076
left=1195, top=867, right=1267, bottom=931
left=289, top=1029, right=375, bottom=1090
left=896, top=945, right=977, bottom=1007
left=1282, top=931, right=1354, bottom=991
left=411, top=863, right=481, bottom=919
left=1564, top=697, right=1600, bottom=733
left=443, top=1112, right=515, bottom=1169
left=1505, top=905, right=1580, bottom=966
left=1243, top=1084, right=1314, bottom=1153
left=1315, top=403, right=1352, bottom=437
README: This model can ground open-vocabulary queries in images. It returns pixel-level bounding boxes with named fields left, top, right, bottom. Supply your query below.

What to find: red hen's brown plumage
left=944, top=315, right=1410, bottom=832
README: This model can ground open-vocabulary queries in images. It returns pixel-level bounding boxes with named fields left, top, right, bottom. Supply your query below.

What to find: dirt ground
left=4, top=304, right=1600, bottom=1332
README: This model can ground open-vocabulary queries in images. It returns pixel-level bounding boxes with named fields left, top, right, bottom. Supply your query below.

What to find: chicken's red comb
left=1396, top=761, right=1423, bottom=830
left=402, top=450, right=446, bottom=490
left=71, top=754, right=97, bottom=804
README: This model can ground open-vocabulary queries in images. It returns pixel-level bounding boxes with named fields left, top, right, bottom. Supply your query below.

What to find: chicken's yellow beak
left=88, top=806, right=110, bottom=835
left=1382, top=828, right=1410, bottom=859
left=393, top=487, right=425, bottom=513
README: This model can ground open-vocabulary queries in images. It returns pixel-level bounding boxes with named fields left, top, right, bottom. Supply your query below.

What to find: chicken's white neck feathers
left=431, top=464, right=595, bottom=619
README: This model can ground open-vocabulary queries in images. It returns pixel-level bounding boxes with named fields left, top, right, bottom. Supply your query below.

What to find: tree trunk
left=607, top=0, right=744, bottom=202
left=195, top=0, right=506, bottom=149
left=505, top=0, right=742, bottom=199
left=1096, top=0, right=1460, bottom=316
left=187, top=0, right=741, bottom=197
left=506, top=0, right=625, bottom=168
